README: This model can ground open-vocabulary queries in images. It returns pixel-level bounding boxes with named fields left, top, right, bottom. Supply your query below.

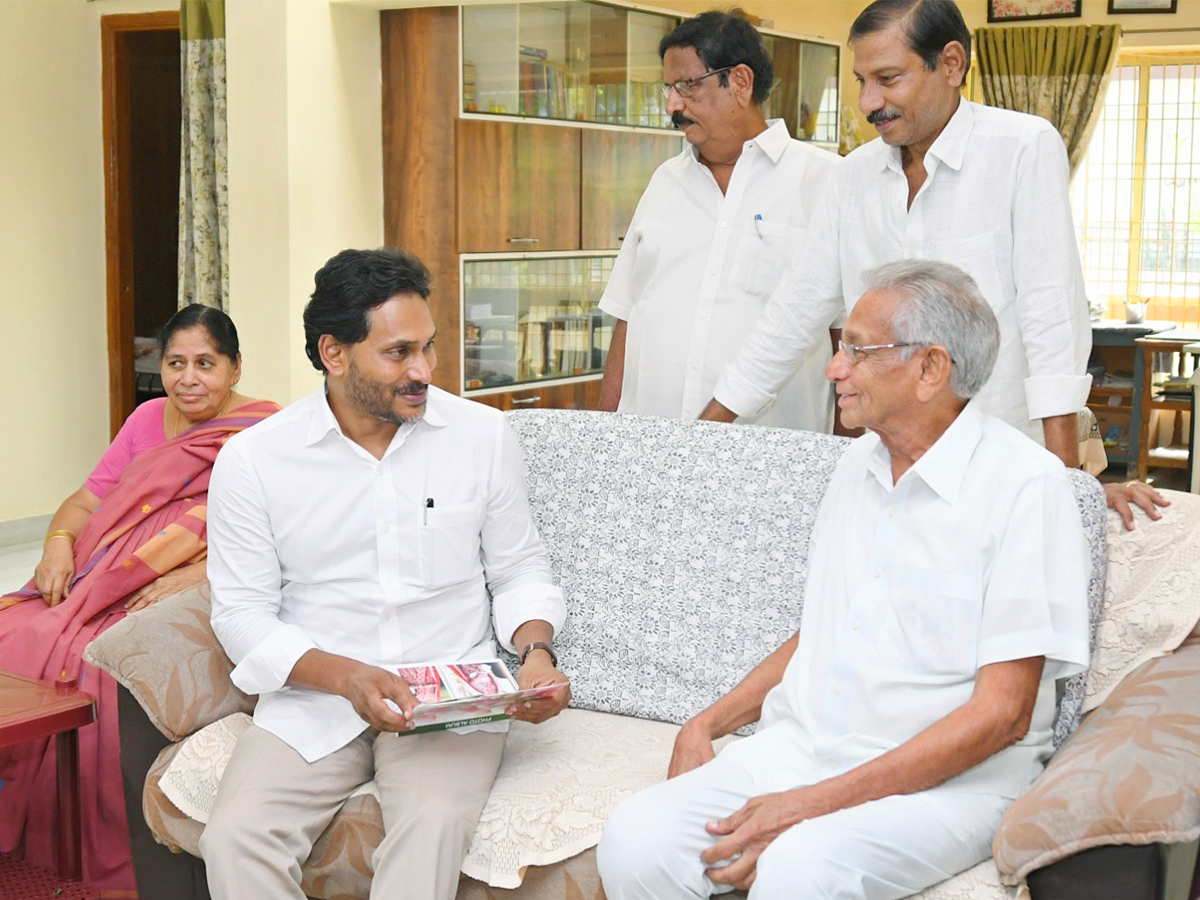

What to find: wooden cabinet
left=581, top=129, right=678, bottom=250
left=457, top=120, right=581, bottom=252
left=469, top=380, right=601, bottom=411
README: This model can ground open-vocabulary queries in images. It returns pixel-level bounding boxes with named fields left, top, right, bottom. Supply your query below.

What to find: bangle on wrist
left=45, top=530, right=76, bottom=545
left=519, top=641, right=557, bottom=668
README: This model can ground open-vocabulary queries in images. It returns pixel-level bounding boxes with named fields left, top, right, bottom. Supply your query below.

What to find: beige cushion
left=994, top=635, right=1200, bottom=884
left=83, top=582, right=255, bottom=741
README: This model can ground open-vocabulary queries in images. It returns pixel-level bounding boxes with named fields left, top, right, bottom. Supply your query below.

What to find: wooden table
left=0, top=669, right=97, bottom=881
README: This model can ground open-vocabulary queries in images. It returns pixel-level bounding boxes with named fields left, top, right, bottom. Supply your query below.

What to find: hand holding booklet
left=390, top=659, right=567, bottom=735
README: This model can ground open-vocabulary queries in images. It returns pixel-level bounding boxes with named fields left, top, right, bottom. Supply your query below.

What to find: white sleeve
left=483, top=420, right=566, bottom=652
left=714, top=173, right=846, bottom=417
left=207, top=438, right=317, bottom=694
left=1010, top=126, right=1093, bottom=419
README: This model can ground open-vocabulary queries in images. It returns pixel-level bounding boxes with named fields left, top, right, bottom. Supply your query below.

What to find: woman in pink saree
left=0, top=305, right=278, bottom=896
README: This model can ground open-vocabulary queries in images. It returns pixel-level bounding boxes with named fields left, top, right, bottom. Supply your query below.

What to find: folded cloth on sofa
left=1085, top=494, right=1200, bottom=710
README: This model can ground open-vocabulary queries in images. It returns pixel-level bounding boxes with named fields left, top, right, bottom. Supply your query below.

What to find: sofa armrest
left=84, top=582, right=255, bottom=741
left=993, top=636, right=1200, bottom=886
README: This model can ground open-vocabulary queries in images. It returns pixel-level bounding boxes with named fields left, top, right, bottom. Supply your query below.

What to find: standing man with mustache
left=597, top=9, right=839, bottom=429
left=699, top=0, right=1166, bottom=527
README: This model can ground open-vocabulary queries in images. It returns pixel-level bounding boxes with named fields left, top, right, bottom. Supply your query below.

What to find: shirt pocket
left=923, top=232, right=1007, bottom=314
left=418, top=500, right=484, bottom=589
left=733, top=222, right=804, bottom=298
left=888, top=565, right=982, bottom=676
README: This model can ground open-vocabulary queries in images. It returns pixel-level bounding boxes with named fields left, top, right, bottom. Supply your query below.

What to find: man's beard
left=346, top=358, right=426, bottom=425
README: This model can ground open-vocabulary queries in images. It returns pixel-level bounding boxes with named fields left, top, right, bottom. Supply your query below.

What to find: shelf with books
left=462, top=254, right=617, bottom=395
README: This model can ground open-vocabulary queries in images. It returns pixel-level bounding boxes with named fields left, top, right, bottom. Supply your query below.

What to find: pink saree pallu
left=0, top=400, right=277, bottom=896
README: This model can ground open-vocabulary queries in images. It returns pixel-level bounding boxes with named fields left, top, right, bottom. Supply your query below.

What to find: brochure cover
left=392, top=659, right=566, bottom=735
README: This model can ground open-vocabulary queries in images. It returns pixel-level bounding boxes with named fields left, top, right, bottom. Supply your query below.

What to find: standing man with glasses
left=699, top=0, right=1166, bottom=527
left=596, top=9, right=840, bottom=429
left=598, top=260, right=1090, bottom=900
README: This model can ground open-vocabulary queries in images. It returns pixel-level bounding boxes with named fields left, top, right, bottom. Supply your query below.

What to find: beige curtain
left=178, top=0, right=228, bottom=310
left=974, top=24, right=1121, bottom=174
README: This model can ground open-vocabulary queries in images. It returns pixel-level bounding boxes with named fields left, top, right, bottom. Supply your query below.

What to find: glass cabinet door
left=761, top=35, right=840, bottom=145
left=462, top=1, right=679, bottom=129
left=462, top=255, right=617, bottom=394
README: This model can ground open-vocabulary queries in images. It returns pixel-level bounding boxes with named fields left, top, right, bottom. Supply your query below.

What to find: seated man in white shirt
left=597, top=259, right=1090, bottom=900
left=199, top=248, right=571, bottom=900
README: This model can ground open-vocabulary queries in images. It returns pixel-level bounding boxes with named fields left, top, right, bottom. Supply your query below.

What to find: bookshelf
left=462, top=254, right=617, bottom=395
left=460, top=2, right=839, bottom=143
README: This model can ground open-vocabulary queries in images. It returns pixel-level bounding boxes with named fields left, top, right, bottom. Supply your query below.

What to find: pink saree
left=0, top=400, right=277, bottom=896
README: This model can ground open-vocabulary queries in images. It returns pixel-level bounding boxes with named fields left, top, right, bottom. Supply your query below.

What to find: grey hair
left=863, top=259, right=999, bottom=399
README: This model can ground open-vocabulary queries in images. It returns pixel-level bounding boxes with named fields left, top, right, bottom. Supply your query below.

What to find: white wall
left=0, top=0, right=382, bottom=526
left=0, top=0, right=173, bottom=527
left=226, top=0, right=383, bottom=408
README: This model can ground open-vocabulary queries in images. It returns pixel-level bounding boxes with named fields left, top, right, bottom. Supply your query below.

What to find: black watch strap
left=519, top=641, right=557, bottom=668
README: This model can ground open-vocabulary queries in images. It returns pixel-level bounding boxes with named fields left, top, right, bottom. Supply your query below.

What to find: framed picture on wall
left=987, top=0, right=1082, bottom=22
left=1107, top=0, right=1177, bottom=13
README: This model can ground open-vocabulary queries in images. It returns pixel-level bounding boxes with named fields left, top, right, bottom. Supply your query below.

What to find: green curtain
left=974, top=24, right=1121, bottom=175
left=178, top=0, right=228, bottom=310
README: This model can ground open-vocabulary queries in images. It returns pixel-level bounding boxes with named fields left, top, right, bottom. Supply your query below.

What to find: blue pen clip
left=754, top=213, right=763, bottom=238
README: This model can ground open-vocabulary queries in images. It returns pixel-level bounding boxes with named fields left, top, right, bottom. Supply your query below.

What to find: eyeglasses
left=838, top=340, right=926, bottom=364
left=660, top=65, right=736, bottom=100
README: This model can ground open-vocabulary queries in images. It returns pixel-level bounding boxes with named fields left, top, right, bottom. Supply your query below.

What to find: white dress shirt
left=714, top=101, right=1093, bottom=442
left=720, top=404, right=1090, bottom=799
left=600, top=119, right=840, bottom=430
left=207, top=388, right=566, bottom=762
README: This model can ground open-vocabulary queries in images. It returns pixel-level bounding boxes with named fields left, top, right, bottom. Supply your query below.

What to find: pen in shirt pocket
left=424, top=497, right=434, bottom=525
left=754, top=213, right=763, bottom=238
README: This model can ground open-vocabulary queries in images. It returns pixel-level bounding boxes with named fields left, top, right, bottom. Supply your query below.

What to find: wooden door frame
left=101, top=11, right=180, bottom=437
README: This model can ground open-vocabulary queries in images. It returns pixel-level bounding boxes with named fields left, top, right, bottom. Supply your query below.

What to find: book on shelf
left=390, top=659, right=566, bottom=735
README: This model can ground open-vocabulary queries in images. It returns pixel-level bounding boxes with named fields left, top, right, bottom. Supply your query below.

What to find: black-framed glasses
left=660, top=65, right=736, bottom=100
left=838, top=340, right=926, bottom=364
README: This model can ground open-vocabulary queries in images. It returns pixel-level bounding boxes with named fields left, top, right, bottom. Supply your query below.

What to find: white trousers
left=596, top=755, right=1010, bottom=900
left=198, top=723, right=506, bottom=900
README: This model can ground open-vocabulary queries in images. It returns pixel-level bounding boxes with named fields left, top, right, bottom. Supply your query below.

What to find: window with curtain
left=1071, top=50, right=1200, bottom=326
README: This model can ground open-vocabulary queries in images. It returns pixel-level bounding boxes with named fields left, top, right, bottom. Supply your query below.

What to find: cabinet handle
left=511, top=396, right=541, bottom=406
left=507, top=237, right=540, bottom=244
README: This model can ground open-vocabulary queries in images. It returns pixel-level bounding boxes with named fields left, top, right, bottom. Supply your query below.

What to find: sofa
left=85, top=410, right=1200, bottom=900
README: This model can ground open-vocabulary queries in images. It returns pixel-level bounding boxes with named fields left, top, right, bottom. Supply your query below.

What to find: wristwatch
left=519, top=641, right=558, bottom=668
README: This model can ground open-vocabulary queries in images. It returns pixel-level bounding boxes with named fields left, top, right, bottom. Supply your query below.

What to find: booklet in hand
left=392, top=659, right=566, bottom=735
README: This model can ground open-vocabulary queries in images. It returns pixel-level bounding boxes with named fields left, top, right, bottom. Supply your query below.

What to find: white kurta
left=715, top=101, right=1093, bottom=442
left=720, top=403, right=1091, bottom=799
left=207, top=388, right=566, bottom=762
left=599, top=119, right=840, bottom=430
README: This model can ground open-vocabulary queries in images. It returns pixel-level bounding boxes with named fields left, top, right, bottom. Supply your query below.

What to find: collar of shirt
left=685, top=118, right=792, bottom=168
left=303, top=385, right=450, bottom=456
left=863, top=401, right=985, bottom=504
left=881, top=98, right=974, bottom=177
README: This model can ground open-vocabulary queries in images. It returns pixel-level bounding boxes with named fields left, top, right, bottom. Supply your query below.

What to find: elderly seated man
left=597, top=259, right=1091, bottom=900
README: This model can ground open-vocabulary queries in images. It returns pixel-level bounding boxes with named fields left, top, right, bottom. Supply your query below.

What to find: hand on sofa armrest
left=83, top=581, right=256, bottom=741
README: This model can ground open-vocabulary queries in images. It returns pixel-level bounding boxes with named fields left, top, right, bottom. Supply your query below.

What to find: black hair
left=158, top=304, right=240, bottom=361
left=303, top=248, right=432, bottom=373
left=659, top=9, right=774, bottom=106
left=849, top=0, right=971, bottom=79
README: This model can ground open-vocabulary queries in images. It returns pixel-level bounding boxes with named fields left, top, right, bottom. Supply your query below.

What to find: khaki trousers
left=198, top=723, right=506, bottom=900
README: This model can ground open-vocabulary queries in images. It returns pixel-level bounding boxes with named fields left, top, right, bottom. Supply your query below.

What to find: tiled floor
left=0, top=541, right=42, bottom=596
